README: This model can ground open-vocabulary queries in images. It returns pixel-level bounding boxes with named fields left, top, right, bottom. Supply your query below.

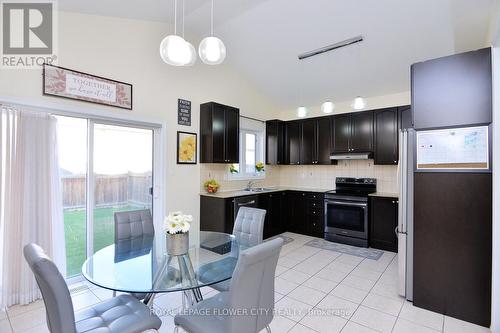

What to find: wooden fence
left=62, top=172, right=152, bottom=209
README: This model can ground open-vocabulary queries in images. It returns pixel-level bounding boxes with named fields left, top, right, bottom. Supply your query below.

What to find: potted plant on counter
left=204, top=179, right=220, bottom=193
left=255, top=162, right=265, bottom=173
left=164, top=211, right=192, bottom=256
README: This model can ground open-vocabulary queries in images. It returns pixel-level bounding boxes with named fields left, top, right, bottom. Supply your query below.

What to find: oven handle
left=326, top=200, right=367, bottom=208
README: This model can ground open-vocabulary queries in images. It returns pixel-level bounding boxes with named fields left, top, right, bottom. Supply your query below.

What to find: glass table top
left=82, top=231, right=244, bottom=294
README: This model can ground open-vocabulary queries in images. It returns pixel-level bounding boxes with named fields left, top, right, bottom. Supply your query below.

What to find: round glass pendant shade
left=321, top=101, right=335, bottom=114
left=160, top=35, right=191, bottom=66
left=297, top=106, right=308, bottom=118
left=198, top=36, right=226, bottom=65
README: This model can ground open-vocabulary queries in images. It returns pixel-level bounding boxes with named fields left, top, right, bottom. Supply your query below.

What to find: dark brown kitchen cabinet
left=350, top=111, right=373, bottom=152
left=399, top=105, right=412, bottom=130
left=258, top=191, right=286, bottom=239
left=200, top=195, right=234, bottom=234
left=300, top=119, right=315, bottom=164
left=369, top=196, right=398, bottom=252
left=316, top=117, right=334, bottom=164
left=285, top=121, right=301, bottom=165
left=266, top=120, right=285, bottom=165
left=374, top=108, right=399, bottom=165
left=200, top=102, right=239, bottom=163
left=298, top=117, right=334, bottom=165
left=332, top=112, right=373, bottom=153
left=332, top=114, right=351, bottom=153
left=286, top=191, right=307, bottom=234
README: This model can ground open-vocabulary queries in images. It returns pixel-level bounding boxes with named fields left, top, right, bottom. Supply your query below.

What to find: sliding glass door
left=91, top=123, right=153, bottom=254
left=57, top=116, right=154, bottom=277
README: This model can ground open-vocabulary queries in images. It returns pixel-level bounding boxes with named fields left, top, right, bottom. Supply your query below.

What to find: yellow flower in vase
left=255, top=162, right=265, bottom=172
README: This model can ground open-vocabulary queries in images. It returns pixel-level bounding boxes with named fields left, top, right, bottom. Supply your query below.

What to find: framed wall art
left=43, top=64, right=133, bottom=110
left=177, top=131, right=197, bottom=164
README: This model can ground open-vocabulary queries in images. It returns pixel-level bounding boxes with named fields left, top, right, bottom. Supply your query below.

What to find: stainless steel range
left=324, top=177, right=376, bottom=247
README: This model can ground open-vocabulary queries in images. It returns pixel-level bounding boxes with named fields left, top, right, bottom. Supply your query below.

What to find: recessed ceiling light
left=321, top=101, right=335, bottom=114
left=351, top=96, right=366, bottom=110
left=297, top=106, right=308, bottom=118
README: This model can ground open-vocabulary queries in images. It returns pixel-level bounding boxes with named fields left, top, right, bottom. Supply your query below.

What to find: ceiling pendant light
left=199, top=0, right=226, bottom=65
left=321, top=101, right=335, bottom=114
left=297, top=106, right=308, bottom=118
left=352, top=96, right=367, bottom=110
left=159, top=0, right=191, bottom=66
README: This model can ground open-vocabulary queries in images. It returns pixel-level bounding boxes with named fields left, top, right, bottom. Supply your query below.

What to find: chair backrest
left=114, top=209, right=154, bottom=242
left=227, top=237, right=283, bottom=333
left=23, top=243, right=76, bottom=333
left=232, top=207, right=266, bottom=248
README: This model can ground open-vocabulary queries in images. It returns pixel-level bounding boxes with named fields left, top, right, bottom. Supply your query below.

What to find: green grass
left=64, top=205, right=143, bottom=277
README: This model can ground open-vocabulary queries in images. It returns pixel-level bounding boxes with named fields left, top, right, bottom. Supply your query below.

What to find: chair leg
left=265, top=325, right=271, bottom=333
left=173, top=326, right=180, bottom=333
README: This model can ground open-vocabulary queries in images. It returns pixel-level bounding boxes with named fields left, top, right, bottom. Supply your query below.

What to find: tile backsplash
left=201, top=160, right=398, bottom=194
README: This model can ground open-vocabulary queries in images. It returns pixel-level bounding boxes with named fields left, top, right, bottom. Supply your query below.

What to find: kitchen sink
left=243, top=187, right=274, bottom=192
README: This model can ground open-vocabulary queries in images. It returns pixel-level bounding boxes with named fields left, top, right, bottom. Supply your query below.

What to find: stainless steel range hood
left=330, top=153, right=372, bottom=160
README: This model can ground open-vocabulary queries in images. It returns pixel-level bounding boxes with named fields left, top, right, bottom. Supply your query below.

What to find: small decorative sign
left=43, top=64, right=133, bottom=110
left=177, top=131, right=197, bottom=164
left=178, top=99, right=191, bottom=126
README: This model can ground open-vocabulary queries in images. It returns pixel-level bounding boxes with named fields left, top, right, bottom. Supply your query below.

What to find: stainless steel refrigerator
left=397, top=128, right=414, bottom=301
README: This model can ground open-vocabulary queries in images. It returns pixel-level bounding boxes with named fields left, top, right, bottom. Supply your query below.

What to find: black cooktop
left=325, top=177, right=377, bottom=197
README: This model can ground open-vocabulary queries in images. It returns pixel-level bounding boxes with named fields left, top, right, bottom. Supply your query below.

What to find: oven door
left=324, top=198, right=368, bottom=239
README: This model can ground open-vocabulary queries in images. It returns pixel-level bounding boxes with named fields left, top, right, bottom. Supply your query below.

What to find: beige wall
left=279, top=91, right=410, bottom=120
left=0, top=12, right=281, bottom=239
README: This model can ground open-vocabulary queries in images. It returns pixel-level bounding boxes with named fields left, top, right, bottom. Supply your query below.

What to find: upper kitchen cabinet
left=300, top=118, right=315, bottom=164
left=265, top=120, right=285, bottom=165
left=374, top=107, right=399, bottom=165
left=412, top=47, right=492, bottom=130
left=332, top=114, right=351, bottom=153
left=285, top=121, right=301, bottom=165
left=399, top=105, right=412, bottom=130
left=316, top=117, right=334, bottom=164
left=200, top=102, right=240, bottom=163
left=332, top=112, right=373, bottom=153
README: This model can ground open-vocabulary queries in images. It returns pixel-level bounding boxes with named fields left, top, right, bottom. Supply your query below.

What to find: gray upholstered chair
left=23, top=243, right=162, bottom=333
left=114, top=209, right=154, bottom=242
left=174, top=237, right=283, bottom=333
left=114, top=209, right=154, bottom=299
left=203, top=207, right=266, bottom=292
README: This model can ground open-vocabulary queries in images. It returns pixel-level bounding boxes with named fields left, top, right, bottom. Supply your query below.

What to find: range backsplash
left=201, top=160, right=398, bottom=193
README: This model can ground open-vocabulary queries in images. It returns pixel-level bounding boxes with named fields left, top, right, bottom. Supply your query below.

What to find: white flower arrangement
left=164, top=211, right=192, bottom=235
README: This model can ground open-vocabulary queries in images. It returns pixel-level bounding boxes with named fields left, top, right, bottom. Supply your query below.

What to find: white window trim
left=228, top=128, right=265, bottom=181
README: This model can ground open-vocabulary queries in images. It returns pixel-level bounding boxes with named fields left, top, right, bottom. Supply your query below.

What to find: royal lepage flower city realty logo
left=1, top=0, right=57, bottom=68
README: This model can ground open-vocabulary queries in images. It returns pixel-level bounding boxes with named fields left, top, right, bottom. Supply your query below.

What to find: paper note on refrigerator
left=416, top=126, right=489, bottom=170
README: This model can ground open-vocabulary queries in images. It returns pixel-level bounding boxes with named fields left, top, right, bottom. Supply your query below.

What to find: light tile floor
left=0, top=232, right=491, bottom=333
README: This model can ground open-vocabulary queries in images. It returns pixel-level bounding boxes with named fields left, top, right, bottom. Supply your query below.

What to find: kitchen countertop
left=368, top=192, right=399, bottom=199
left=200, top=186, right=331, bottom=198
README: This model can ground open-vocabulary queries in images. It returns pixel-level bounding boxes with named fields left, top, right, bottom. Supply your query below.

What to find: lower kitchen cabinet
left=258, top=191, right=286, bottom=239
left=369, top=196, right=398, bottom=252
left=200, top=190, right=325, bottom=239
left=200, top=196, right=234, bottom=234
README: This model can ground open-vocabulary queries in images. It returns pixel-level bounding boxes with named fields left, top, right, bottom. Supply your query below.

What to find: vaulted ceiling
left=59, top=0, right=497, bottom=109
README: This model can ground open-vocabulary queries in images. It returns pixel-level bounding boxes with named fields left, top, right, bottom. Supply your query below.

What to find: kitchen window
left=228, top=123, right=265, bottom=180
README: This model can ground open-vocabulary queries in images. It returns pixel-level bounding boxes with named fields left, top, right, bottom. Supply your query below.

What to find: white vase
left=166, top=232, right=189, bottom=256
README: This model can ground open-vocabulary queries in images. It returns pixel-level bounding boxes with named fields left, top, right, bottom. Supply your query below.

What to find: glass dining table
left=82, top=231, right=244, bottom=306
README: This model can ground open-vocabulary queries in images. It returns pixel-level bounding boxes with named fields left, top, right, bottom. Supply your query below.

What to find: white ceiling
left=59, top=0, right=497, bottom=109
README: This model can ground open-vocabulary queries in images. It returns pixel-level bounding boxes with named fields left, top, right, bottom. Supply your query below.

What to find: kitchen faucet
left=246, top=180, right=259, bottom=190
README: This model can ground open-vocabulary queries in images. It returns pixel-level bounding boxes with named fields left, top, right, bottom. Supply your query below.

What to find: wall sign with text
left=43, top=64, right=133, bottom=110
left=178, top=99, right=191, bottom=126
